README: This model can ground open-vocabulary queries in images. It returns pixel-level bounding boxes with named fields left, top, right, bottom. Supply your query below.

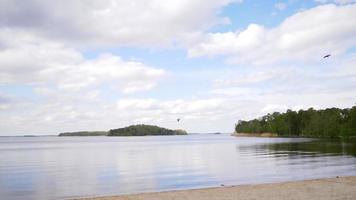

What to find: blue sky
left=0, top=0, right=356, bottom=135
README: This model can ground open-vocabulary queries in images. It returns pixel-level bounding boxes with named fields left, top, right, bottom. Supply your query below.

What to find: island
left=108, top=124, right=187, bottom=136
left=58, top=125, right=187, bottom=136
left=58, top=131, right=108, bottom=136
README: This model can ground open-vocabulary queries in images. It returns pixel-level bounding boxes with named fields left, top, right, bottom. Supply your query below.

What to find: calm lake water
left=1, top=134, right=356, bottom=200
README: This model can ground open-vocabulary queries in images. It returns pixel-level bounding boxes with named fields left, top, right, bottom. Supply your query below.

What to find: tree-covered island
left=58, top=125, right=187, bottom=136
left=109, top=124, right=187, bottom=136
left=235, top=106, right=356, bottom=139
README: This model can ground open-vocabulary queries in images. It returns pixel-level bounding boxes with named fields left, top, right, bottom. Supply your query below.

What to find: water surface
left=1, top=134, right=356, bottom=200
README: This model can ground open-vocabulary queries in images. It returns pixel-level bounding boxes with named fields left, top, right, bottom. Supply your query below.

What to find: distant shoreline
left=232, top=133, right=356, bottom=140
left=77, top=176, right=356, bottom=200
left=232, top=132, right=279, bottom=137
left=58, top=124, right=187, bottom=137
left=232, top=132, right=312, bottom=138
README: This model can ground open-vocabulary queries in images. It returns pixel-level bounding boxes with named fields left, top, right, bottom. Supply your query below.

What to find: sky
left=0, top=0, right=356, bottom=135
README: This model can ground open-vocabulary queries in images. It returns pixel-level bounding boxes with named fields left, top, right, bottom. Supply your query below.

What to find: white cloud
left=213, top=69, right=296, bottom=87
left=209, top=53, right=356, bottom=117
left=0, top=95, right=241, bottom=134
left=0, top=0, right=239, bottom=47
left=188, top=4, right=356, bottom=65
left=117, top=98, right=159, bottom=110
left=1, top=1, right=356, bottom=135
left=189, top=24, right=265, bottom=58
left=315, top=0, right=356, bottom=5
left=2, top=55, right=356, bottom=134
left=114, top=97, right=246, bottom=132
left=116, top=98, right=227, bottom=115
left=0, top=31, right=167, bottom=93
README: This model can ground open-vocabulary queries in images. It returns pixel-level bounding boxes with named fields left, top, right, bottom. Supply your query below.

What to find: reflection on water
left=266, top=140, right=356, bottom=157
left=0, top=135, right=355, bottom=200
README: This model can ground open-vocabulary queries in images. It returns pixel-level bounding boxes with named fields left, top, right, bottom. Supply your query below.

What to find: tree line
left=109, top=124, right=187, bottom=136
left=58, top=125, right=188, bottom=136
left=235, top=106, right=356, bottom=139
left=59, top=131, right=108, bottom=136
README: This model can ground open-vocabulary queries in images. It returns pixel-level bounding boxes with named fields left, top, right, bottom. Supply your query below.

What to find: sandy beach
left=79, top=176, right=356, bottom=200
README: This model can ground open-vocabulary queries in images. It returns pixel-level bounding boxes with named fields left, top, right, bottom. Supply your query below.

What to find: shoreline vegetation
left=235, top=106, right=356, bottom=139
left=233, top=132, right=279, bottom=137
left=78, top=176, right=356, bottom=200
left=58, top=131, right=108, bottom=136
left=109, top=125, right=187, bottom=136
left=59, top=124, right=187, bottom=136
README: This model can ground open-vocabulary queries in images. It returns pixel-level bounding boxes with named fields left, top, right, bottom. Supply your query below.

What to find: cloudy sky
left=1, top=0, right=356, bottom=135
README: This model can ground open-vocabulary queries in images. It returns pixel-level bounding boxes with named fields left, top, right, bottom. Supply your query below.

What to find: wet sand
left=79, top=176, right=356, bottom=200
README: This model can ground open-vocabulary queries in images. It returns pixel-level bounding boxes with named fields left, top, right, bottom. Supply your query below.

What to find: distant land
left=235, top=106, right=356, bottom=139
left=58, top=131, right=108, bottom=136
left=59, top=124, right=187, bottom=136
left=109, top=124, right=187, bottom=136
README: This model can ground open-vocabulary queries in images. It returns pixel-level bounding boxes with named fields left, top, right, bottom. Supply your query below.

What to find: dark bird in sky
left=323, top=54, right=331, bottom=58
left=177, top=118, right=180, bottom=122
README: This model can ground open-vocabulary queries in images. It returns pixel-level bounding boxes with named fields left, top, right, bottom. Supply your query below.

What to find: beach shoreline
left=232, top=133, right=321, bottom=138
left=232, top=132, right=279, bottom=137
left=78, top=176, right=356, bottom=200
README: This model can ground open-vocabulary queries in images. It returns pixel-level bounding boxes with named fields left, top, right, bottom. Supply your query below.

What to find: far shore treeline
left=58, top=131, right=108, bottom=136
left=109, top=125, right=187, bottom=136
left=59, top=124, right=187, bottom=136
left=235, top=106, right=356, bottom=139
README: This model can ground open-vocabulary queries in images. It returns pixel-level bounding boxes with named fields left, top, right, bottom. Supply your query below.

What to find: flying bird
left=323, top=54, right=331, bottom=58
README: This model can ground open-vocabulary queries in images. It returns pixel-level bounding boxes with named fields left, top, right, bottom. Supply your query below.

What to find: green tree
left=235, top=105, right=355, bottom=139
